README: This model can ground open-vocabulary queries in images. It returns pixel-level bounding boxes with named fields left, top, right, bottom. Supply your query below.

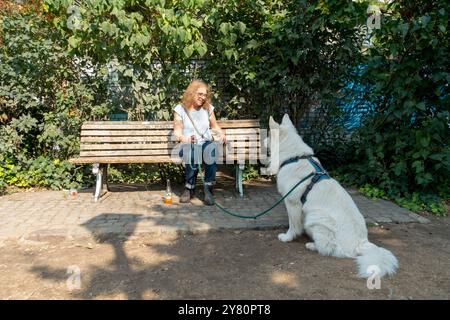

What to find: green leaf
left=246, top=39, right=259, bottom=49
left=411, top=161, right=424, bottom=174
left=418, top=135, right=430, bottom=148
left=219, top=22, right=230, bottom=35
left=191, top=18, right=202, bottom=28
left=416, top=102, right=426, bottom=111
left=419, top=15, right=431, bottom=27
left=181, top=15, right=190, bottom=28
left=393, top=110, right=403, bottom=119
left=194, top=41, right=207, bottom=57
left=68, top=36, right=80, bottom=48
left=398, top=23, right=409, bottom=38
left=416, top=173, right=433, bottom=185
left=177, top=28, right=187, bottom=42
left=237, top=21, right=246, bottom=34
left=229, top=33, right=237, bottom=44
left=183, top=45, right=193, bottom=58
left=124, top=69, right=134, bottom=77
left=392, top=162, right=406, bottom=176
left=224, top=49, right=234, bottom=60
left=429, top=154, right=444, bottom=161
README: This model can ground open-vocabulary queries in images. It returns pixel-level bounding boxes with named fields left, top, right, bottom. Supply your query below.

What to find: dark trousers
left=179, top=141, right=217, bottom=189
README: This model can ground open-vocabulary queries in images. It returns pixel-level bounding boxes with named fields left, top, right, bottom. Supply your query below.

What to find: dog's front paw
left=305, top=242, right=317, bottom=251
left=278, top=232, right=294, bottom=242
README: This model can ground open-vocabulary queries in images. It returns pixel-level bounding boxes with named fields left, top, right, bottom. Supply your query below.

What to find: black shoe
left=180, top=188, right=194, bottom=203
left=203, top=185, right=214, bottom=206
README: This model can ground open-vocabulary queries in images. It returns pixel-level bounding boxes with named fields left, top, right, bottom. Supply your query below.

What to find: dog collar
left=279, top=155, right=314, bottom=170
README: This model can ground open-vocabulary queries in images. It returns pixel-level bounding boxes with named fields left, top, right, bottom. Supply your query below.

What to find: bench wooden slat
left=84, top=121, right=172, bottom=126
left=226, top=141, right=261, bottom=148
left=81, top=136, right=177, bottom=143
left=68, top=156, right=174, bottom=164
left=80, top=143, right=178, bottom=150
left=83, top=120, right=259, bottom=128
left=80, top=141, right=260, bottom=151
left=81, top=130, right=172, bottom=136
left=224, top=156, right=261, bottom=162
left=81, top=123, right=261, bottom=130
left=214, top=120, right=263, bottom=127
left=82, top=124, right=174, bottom=130
left=80, top=128, right=261, bottom=136
left=222, top=135, right=260, bottom=141
left=225, top=148, right=261, bottom=153
left=80, top=147, right=261, bottom=157
left=69, top=155, right=262, bottom=164
left=80, top=149, right=175, bottom=157
left=81, top=135, right=260, bottom=143
left=224, top=128, right=261, bottom=134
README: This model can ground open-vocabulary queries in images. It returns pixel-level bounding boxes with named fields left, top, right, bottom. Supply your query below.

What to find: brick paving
left=0, top=174, right=429, bottom=241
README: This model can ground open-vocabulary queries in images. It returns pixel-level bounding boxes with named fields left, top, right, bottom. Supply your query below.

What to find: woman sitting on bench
left=173, top=80, right=227, bottom=205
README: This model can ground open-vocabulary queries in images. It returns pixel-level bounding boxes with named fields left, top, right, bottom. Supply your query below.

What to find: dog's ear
left=269, top=116, right=279, bottom=129
left=281, top=113, right=294, bottom=128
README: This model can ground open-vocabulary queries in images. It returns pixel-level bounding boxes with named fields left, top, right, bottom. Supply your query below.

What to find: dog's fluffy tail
left=356, top=241, right=398, bottom=278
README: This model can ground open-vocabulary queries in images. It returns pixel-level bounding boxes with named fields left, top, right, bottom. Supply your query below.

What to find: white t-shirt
left=174, top=104, right=214, bottom=145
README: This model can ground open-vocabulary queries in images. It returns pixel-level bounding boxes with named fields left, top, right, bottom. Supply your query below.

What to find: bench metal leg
left=236, top=164, right=245, bottom=197
left=102, top=164, right=109, bottom=192
left=92, top=164, right=108, bottom=202
left=94, top=173, right=102, bottom=202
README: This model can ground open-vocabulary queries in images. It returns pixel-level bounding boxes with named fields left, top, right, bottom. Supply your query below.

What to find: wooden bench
left=68, top=120, right=266, bottom=202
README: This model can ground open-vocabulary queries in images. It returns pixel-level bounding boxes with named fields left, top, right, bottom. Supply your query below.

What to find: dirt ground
left=0, top=214, right=449, bottom=300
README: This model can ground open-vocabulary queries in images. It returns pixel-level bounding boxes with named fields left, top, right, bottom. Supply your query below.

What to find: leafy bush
left=0, top=156, right=89, bottom=190
left=0, top=6, right=110, bottom=159
left=336, top=0, right=450, bottom=215
left=242, top=164, right=261, bottom=182
left=107, top=163, right=184, bottom=185
left=0, top=4, right=109, bottom=192
left=359, top=184, right=388, bottom=200
left=358, top=183, right=448, bottom=216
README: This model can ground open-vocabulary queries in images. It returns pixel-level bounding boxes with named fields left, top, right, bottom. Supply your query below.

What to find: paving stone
left=407, top=212, right=430, bottom=223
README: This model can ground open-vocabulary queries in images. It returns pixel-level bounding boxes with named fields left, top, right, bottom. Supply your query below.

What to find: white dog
left=267, top=114, right=398, bottom=278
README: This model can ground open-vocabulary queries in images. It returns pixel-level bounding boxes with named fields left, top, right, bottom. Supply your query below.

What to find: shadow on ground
left=20, top=213, right=450, bottom=299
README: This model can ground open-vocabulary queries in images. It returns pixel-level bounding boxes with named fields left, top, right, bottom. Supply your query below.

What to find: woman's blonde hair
left=181, top=80, right=212, bottom=110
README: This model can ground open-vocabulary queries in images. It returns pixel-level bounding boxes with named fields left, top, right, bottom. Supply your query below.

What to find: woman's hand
left=219, top=134, right=227, bottom=144
left=178, top=135, right=193, bottom=143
